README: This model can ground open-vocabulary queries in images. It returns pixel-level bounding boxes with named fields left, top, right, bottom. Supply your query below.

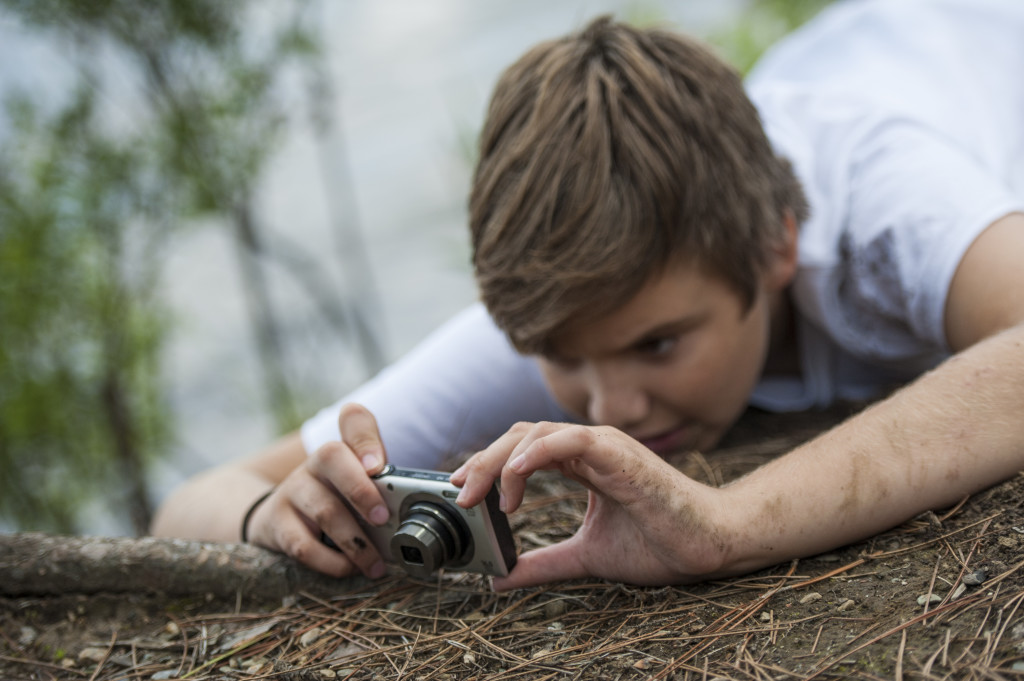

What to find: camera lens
left=401, top=545, right=424, bottom=565
left=390, top=501, right=469, bottom=578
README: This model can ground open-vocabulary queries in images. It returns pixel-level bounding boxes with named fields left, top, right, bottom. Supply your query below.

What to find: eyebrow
left=623, top=314, right=707, bottom=351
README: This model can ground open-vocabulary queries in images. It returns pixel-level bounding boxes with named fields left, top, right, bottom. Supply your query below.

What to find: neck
left=763, top=288, right=800, bottom=376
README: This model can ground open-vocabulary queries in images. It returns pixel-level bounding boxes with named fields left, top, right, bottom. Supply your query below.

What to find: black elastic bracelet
left=241, top=487, right=275, bottom=543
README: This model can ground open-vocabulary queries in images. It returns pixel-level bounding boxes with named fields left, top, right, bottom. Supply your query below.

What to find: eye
left=634, top=336, right=677, bottom=358
left=542, top=351, right=582, bottom=371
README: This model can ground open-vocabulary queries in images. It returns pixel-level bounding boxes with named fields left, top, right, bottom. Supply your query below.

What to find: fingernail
left=369, top=504, right=389, bottom=525
left=451, top=463, right=466, bottom=479
left=456, top=487, right=468, bottom=505
left=369, top=561, right=386, bottom=579
left=362, top=453, right=380, bottom=471
left=498, top=492, right=507, bottom=513
left=509, top=454, right=526, bottom=471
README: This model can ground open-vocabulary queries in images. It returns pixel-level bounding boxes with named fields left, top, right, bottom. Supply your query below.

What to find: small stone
left=1013, top=662, right=1024, bottom=672
left=18, top=626, right=38, bottom=646
left=837, top=599, right=856, bottom=612
left=319, top=669, right=337, bottom=679
left=759, top=611, right=772, bottom=622
left=78, top=647, right=108, bottom=664
left=917, top=593, right=943, bottom=606
left=462, top=652, right=477, bottom=665
left=799, top=592, right=823, bottom=605
left=633, top=658, right=653, bottom=670
left=151, top=671, right=177, bottom=680
left=531, top=648, right=553, bottom=660
left=163, top=621, right=180, bottom=637
left=300, top=627, right=322, bottom=648
left=60, top=658, right=77, bottom=669
left=963, top=569, right=988, bottom=586
left=543, top=599, right=568, bottom=619
left=547, top=621, right=564, bottom=631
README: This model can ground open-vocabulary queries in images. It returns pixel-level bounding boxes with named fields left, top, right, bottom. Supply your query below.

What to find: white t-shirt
left=302, top=0, right=1024, bottom=462
left=745, top=0, right=1024, bottom=409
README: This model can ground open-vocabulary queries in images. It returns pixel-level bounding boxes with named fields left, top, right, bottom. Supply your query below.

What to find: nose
left=584, top=363, right=649, bottom=429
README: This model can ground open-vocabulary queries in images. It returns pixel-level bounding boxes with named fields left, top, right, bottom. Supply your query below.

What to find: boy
left=153, top=0, right=1024, bottom=590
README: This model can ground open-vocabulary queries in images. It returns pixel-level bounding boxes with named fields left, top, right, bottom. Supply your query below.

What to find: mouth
left=636, top=424, right=694, bottom=455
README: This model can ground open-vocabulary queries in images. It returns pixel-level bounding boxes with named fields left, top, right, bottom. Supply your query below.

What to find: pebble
left=917, top=593, right=942, bottom=606
left=319, top=670, right=337, bottom=679
left=462, top=652, right=477, bottom=665
left=837, top=599, right=856, bottom=612
left=300, top=627, right=322, bottom=648
left=799, top=592, right=823, bottom=605
left=151, top=671, right=177, bottom=680
left=963, top=569, right=987, bottom=586
left=759, top=611, right=772, bottom=622
left=543, top=599, right=568, bottom=619
left=78, top=647, right=108, bottom=664
left=18, top=626, right=37, bottom=646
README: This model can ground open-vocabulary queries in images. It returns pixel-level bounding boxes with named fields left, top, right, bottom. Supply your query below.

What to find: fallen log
left=0, top=532, right=366, bottom=600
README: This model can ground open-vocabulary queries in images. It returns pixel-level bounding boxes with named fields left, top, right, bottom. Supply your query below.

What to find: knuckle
left=309, top=500, right=342, bottom=528
left=310, top=440, right=345, bottom=468
left=338, top=402, right=370, bottom=420
left=280, top=528, right=312, bottom=562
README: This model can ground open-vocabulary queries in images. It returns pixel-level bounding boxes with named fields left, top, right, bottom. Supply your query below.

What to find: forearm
left=150, top=432, right=306, bottom=542
left=718, top=323, right=1024, bottom=574
left=150, top=466, right=273, bottom=542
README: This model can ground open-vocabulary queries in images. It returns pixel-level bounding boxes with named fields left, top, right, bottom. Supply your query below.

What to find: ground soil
left=4, top=405, right=1024, bottom=680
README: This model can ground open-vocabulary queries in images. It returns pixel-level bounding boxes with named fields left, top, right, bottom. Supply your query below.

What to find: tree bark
left=0, top=533, right=366, bottom=600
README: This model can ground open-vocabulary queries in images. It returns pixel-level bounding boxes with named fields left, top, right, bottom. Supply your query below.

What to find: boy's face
left=537, top=259, right=790, bottom=455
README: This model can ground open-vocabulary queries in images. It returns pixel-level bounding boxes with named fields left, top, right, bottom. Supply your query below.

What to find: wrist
left=240, top=487, right=275, bottom=543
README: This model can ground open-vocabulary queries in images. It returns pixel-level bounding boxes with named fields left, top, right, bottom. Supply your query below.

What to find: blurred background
left=0, top=0, right=829, bottom=536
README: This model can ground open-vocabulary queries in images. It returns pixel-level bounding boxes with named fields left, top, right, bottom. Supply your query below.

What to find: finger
left=284, top=472, right=387, bottom=578
left=498, top=423, right=600, bottom=512
left=491, top=538, right=588, bottom=591
left=338, top=403, right=387, bottom=474
left=454, top=422, right=539, bottom=508
left=506, top=425, right=629, bottom=482
left=263, top=499, right=360, bottom=578
left=308, top=440, right=389, bottom=526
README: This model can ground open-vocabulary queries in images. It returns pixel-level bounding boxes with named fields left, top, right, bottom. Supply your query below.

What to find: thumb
left=492, top=538, right=589, bottom=591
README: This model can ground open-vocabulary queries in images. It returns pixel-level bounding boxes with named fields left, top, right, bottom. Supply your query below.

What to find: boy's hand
left=450, top=422, right=730, bottom=589
left=245, top=404, right=391, bottom=579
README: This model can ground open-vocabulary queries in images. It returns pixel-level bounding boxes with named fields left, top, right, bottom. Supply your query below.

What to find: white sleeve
left=299, top=303, right=572, bottom=468
left=806, top=120, right=1024, bottom=364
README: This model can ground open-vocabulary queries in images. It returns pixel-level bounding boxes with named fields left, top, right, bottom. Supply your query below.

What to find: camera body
left=357, top=464, right=517, bottom=579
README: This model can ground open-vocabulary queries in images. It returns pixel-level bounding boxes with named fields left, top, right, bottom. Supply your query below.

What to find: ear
left=764, top=210, right=799, bottom=291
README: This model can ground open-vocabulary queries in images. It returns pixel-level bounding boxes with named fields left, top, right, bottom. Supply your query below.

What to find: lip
left=636, top=424, right=694, bottom=455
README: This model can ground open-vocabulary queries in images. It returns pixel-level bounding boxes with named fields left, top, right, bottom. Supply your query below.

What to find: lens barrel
left=390, top=501, right=469, bottom=578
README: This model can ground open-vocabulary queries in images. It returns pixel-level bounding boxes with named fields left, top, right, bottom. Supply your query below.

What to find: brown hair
left=470, top=16, right=807, bottom=354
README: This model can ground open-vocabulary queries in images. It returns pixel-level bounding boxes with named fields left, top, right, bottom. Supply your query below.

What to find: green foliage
left=0, top=89, right=170, bottom=532
left=710, top=0, right=833, bottom=75
left=0, top=0, right=320, bottom=532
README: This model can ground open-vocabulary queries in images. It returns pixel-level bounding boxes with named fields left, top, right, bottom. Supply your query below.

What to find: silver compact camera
left=337, top=464, right=517, bottom=579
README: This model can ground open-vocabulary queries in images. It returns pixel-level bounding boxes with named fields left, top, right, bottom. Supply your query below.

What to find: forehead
left=548, top=261, right=744, bottom=356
